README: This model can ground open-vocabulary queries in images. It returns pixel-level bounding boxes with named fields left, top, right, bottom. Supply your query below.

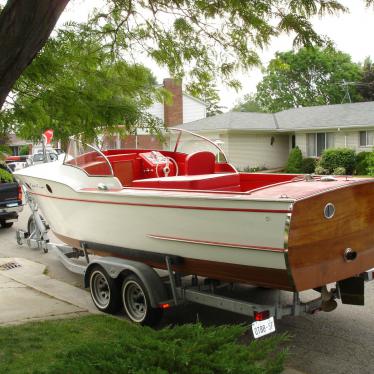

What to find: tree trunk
left=0, top=0, right=70, bottom=109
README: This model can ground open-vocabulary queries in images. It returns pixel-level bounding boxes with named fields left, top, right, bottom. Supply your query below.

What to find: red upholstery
left=112, top=160, right=134, bottom=186
left=131, top=173, right=240, bottom=191
left=82, top=161, right=112, bottom=176
left=185, top=151, right=216, bottom=175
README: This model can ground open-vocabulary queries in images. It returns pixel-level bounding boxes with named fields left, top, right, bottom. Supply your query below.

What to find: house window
left=359, top=131, right=374, bottom=147
left=291, top=135, right=296, bottom=149
left=307, top=133, right=334, bottom=157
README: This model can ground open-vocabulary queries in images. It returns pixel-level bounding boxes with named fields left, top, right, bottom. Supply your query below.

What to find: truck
left=0, top=163, right=23, bottom=228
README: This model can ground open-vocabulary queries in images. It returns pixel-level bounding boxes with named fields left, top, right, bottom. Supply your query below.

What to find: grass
left=0, top=315, right=288, bottom=374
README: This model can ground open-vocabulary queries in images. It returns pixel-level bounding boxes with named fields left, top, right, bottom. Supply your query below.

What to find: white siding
left=295, top=133, right=307, bottom=157
left=183, top=95, right=206, bottom=123
left=148, top=102, right=164, bottom=122
left=334, top=132, right=346, bottom=148
left=228, top=133, right=289, bottom=170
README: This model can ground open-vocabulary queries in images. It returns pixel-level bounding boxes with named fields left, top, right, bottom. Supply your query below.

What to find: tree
left=0, top=0, right=351, bottom=110
left=232, top=94, right=264, bottom=112
left=186, top=82, right=225, bottom=117
left=255, top=46, right=363, bottom=112
left=357, top=57, right=374, bottom=101
left=0, top=0, right=69, bottom=109
left=4, top=26, right=164, bottom=143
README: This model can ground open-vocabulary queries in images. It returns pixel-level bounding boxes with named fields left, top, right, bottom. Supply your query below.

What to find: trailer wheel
left=27, top=215, right=36, bottom=235
left=121, top=274, right=163, bottom=326
left=89, top=266, right=120, bottom=314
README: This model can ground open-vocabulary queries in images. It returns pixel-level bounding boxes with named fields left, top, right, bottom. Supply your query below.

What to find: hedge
left=319, top=148, right=356, bottom=175
left=301, top=158, right=316, bottom=174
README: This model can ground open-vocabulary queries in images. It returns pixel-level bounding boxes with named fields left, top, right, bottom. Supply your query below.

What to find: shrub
left=319, top=148, right=356, bottom=175
left=19, top=145, right=30, bottom=156
left=285, top=147, right=303, bottom=173
left=0, top=167, right=13, bottom=183
left=315, top=165, right=328, bottom=175
left=301, top=157, right=317, bottom=174
left=367, top=150, right=374, bottom=177
left=355, top=151, right=371, bottom=175
left=242, top=165, right=267, bottom=172
left=0, top=315, right=289, bottom=374
left=333, top=167, right=346, bottom=175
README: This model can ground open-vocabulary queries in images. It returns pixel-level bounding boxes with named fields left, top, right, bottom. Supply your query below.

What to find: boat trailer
left=16, top=191, right=374, bottom=335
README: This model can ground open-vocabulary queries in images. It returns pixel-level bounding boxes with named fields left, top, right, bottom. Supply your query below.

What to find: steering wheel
left=155, top=157, right=179, bottom=178
left=166, top=156, right=179, bottom=176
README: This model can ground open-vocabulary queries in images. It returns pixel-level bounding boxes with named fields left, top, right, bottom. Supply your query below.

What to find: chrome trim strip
left=147, top=234, right=286, bottom=253
left=283, top=206, right=296, bottom=290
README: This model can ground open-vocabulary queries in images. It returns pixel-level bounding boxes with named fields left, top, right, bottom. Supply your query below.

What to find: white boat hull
left=16, top=162, right=293, bottom=289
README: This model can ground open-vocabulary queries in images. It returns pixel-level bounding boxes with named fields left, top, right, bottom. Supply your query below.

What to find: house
left=104, top=78, right=207, bottom=149
left=5, top=134, right=33, bottom=156
left=176, top=101, right=374, bottom=170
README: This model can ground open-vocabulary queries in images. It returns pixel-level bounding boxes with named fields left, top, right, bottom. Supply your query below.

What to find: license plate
left=252, top=317, right=276, bottom=339
left=6, top=203, right=18, bottom=208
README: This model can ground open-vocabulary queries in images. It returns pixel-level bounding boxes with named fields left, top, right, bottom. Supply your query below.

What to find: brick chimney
left=163, top=78, right=183, bottom=127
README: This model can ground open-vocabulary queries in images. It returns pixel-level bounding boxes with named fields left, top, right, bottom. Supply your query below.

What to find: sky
left=6, top=0, right=374, bottom=110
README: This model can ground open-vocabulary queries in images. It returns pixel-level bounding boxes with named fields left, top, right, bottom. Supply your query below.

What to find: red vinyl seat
left=185, top=151, right=216, bottom=175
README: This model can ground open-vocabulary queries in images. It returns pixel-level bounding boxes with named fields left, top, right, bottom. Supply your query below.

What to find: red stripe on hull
left=30, top=191, right=292, bottom=214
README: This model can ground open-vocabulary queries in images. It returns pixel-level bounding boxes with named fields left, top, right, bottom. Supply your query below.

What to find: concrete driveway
left=0, top=259, right=87, bottom=325
left=1, top=207, right=374, bottom=373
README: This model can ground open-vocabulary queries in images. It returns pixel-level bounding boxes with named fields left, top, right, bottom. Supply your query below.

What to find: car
left=26, top=151, right=58, bottom=167
left=0, top=163, right=23, bottom=228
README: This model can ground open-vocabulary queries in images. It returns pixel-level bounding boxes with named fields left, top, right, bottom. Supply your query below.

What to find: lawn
left=0, top=315, right=287, bottom=374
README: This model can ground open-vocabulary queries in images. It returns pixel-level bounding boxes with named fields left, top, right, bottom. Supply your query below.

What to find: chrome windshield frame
left=169, top=127, right=230, bottom=163
left=63, top=136, right=114, bottom=177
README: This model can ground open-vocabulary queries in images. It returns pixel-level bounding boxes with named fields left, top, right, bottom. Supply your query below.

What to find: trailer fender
left=84, top=257, right=168, bottom=308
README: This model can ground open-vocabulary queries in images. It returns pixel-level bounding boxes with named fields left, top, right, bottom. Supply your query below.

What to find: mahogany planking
left=288, top=181, right=374, bottom=291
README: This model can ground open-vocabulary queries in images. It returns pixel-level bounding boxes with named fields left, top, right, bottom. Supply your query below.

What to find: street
left=1, top=207, right=374, bottom=373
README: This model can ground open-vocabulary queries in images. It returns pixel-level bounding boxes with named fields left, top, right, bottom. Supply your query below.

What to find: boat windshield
left=63, top=138, right=113, bottom=177
left=167, top=128, right=228, bottom=163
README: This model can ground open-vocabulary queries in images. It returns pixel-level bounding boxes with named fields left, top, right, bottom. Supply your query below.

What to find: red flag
left=42, top=129, right=54, bottom=145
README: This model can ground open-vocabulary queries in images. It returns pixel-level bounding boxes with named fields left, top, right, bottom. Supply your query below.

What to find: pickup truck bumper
left=0, top=205, right=23, bottom=222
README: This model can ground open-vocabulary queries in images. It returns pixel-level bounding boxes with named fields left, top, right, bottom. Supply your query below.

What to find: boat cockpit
left=64, top=128, right=299, bottom=193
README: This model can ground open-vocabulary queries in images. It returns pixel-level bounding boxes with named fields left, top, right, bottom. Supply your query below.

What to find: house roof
left=178, top=101, right=374, bottom=132
left=6, top=134, right=32, bottom=146
left=177, top=111, right=277, bottom=132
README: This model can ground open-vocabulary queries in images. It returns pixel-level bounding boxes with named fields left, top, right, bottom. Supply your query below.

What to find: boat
left=14, top=128, right=374, bottom=292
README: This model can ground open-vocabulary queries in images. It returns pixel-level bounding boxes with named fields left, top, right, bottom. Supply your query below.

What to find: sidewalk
left=0, top=257, right=97, bottom=325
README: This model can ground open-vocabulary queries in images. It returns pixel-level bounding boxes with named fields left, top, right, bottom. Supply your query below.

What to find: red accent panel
left=132, top=179, right=192, bottom=189
left=83, top=161, right=111, bottom=176
left=239, top=173, right=300, bottom=191
left=185, top=151, right=215, bottom=175
left=30, top=191, right=291, bottom=213
left=111, top=160, right=134, bottom=186
left=215, top=163, right=237, bottom=173
left=191, top=173, right=239, bottom=190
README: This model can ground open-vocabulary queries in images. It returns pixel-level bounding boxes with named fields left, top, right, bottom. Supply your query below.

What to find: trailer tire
left=89, top=266, right=121, bottom=314
left=27, top=214, right=48, bottom=236
left=121, top=274, right=163, bottom=326
left=27, top=215, right=36, bottom=235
